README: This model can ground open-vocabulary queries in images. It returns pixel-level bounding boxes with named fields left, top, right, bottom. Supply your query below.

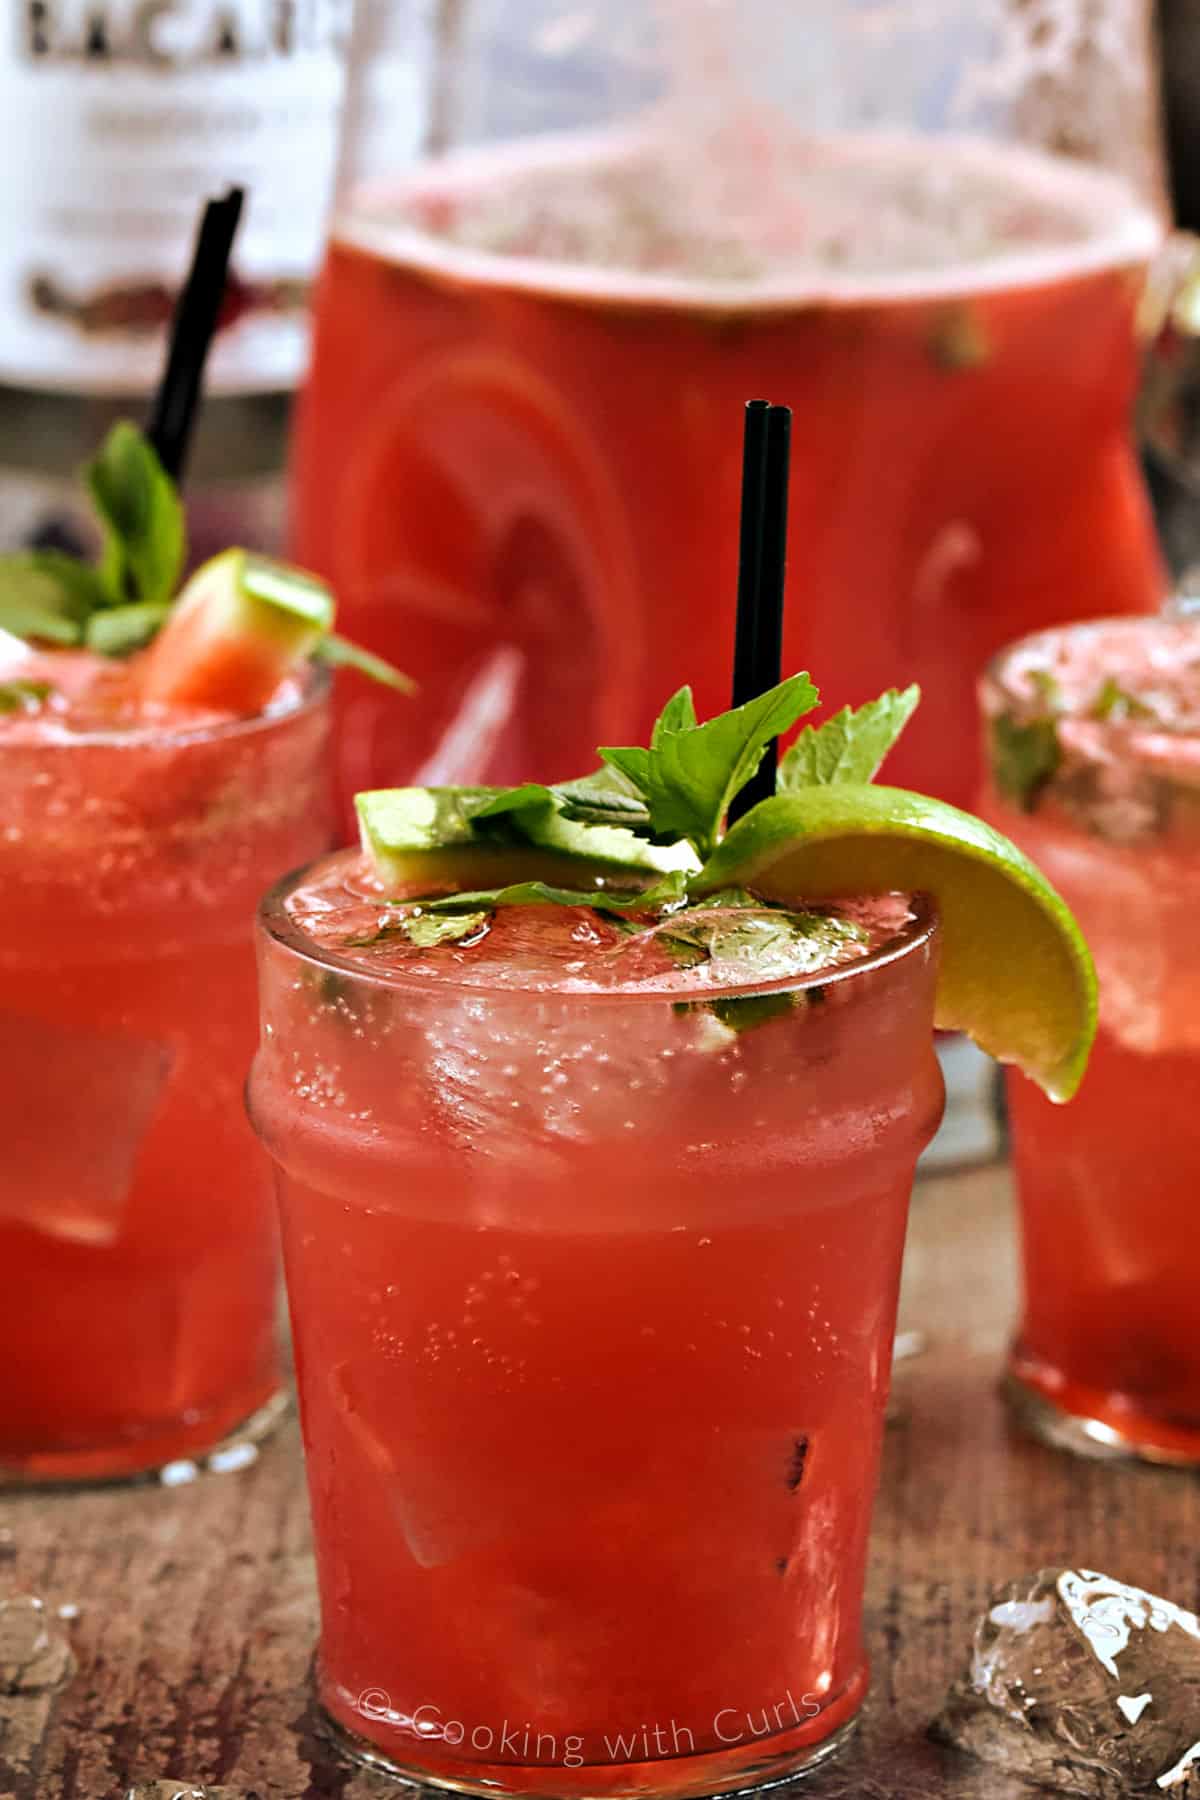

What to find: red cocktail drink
left=982, top=618, right=1200, bottom=1463
left=0, top=649, right=332, bottom=1481
left=292, top=133, right=1162, bottom=817
left=251, top=859, right=942, bottom=1794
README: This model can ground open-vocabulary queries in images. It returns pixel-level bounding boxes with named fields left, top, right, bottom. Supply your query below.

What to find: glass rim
left=983, top=613, right=1200, bottom=748
left=337, top=124, right=1161, bottom=315
left=256, top=864, right=939, bottom=1009
left=0, top=658, right=331, bottom=752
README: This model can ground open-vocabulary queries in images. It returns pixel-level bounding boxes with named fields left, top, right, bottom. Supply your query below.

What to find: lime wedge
left=696, top=787, right=1096, bottom=1100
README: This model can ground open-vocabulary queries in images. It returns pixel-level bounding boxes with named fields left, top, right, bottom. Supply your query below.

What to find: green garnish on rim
left=355, top=675, right=1098, bottom=1101
left=0, top=422, right=413, bottom=707
left=988, top=664, right=1171, bottom=815
left=0, top=679, right=53, bottom=715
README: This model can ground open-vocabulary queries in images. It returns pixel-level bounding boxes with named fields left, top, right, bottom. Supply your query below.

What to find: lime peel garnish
left=698, top=787, right=1096, bottom=1101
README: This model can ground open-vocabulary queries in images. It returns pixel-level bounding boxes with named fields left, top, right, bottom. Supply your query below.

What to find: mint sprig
left=354, top=671, right=928, bottom=1029
left=86, top=421, right=184, bottom=608
left=359, top=673, right=927, bottom=909
left=0, top=421, right=413, bottom=692
left=0, top=424, right=188, bottom=647
left=363, top=675, right=821, bottom=883
left=779, top=686, right=919, bottom=789
left=599, top=674, right=818, bottom=861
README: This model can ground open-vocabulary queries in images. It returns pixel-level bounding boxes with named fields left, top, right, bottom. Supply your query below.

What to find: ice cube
left=0, top=1594, right=74, bottom=1694
left=391, top=1450, right=543, bottom=1569
left=934, top=1567, right=1200, bottom=1795
left=1022, top=834, right=1199, bottom=1057
left=0, top=1011, right=173, bottom=1245
left=329, top=1361, right=543, bottom=1568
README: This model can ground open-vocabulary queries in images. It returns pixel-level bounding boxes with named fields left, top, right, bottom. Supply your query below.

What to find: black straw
left=729, top=400, right=792, bottom=822
left=731, top=400, right=770, bottom=711
left=145, top=186, right=245, bottom=482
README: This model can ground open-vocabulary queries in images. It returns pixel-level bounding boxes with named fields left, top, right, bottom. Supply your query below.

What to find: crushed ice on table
left=0, top=1593, right=75, bottom=1694
left=124, top=1786, right=264, bottom=1799
left=0, top=1011, right=173, bottom=1243
left=934, top=1567, right=1200, bottom=1796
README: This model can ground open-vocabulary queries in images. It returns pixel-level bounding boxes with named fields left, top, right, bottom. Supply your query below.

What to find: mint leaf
left=664, top=903, right=865, bottom=1033
left=686, top=886, right=761, bottom=909
left=554, top=768, right=653, bottom=834
left=1029, top=669, right=1062, bottom=709
left=314, top=633, right=415, bottom=693
left=659, top=905, right=867, bottom=977
left=4, top=550, right=108, bottom=616
left=0, top=550, right=106, bottom=644
left=653, top=687, right=698, bottom=739
left=990, top=714, right=1061, bottom=812
left=778, top=685, right=919, bottom=789
left=343, top=907, right=491, bottom=949
left=462, top=779, right=660, bottom=852
left=86, top=421, right=185, bottom=606
left=470, top=785, right=558, bottom=826
left=402, top=910, right=489, bottom=947
left=85, top=600, right=173, bottom=657
left=420, top=869, right=690, bottom=919
left=600, top=674, right=818, bottom=861
left=708, top=992, right=799, bottom=1032
left=0, top=596, right=81, bottom=645
left=1090, top=677, right=1154, bottom=723
left=0, top=678, right=53, bottom=714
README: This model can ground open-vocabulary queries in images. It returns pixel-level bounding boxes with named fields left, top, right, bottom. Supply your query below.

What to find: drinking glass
left=0, top=670, right=332, bottom=1483
left=250, top=857, right=943, bottom=1793
left=982, top=616, right=1200, bottom=1464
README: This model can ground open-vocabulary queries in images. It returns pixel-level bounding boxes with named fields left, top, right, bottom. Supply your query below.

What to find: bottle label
left=0, top=0, right=348, bottom=392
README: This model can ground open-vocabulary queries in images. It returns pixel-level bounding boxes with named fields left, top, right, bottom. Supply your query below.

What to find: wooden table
left=4, top=1165, right=1199, bottom=1800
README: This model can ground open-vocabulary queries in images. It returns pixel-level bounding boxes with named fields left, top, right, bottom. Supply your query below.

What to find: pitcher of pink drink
left=293, top=0, right=1168, bottom=816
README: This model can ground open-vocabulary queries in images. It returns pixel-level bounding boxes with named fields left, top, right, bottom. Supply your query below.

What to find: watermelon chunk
left=135, top=549, right=334, bottom=714
left=355, top=786, right=675, bottom=893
